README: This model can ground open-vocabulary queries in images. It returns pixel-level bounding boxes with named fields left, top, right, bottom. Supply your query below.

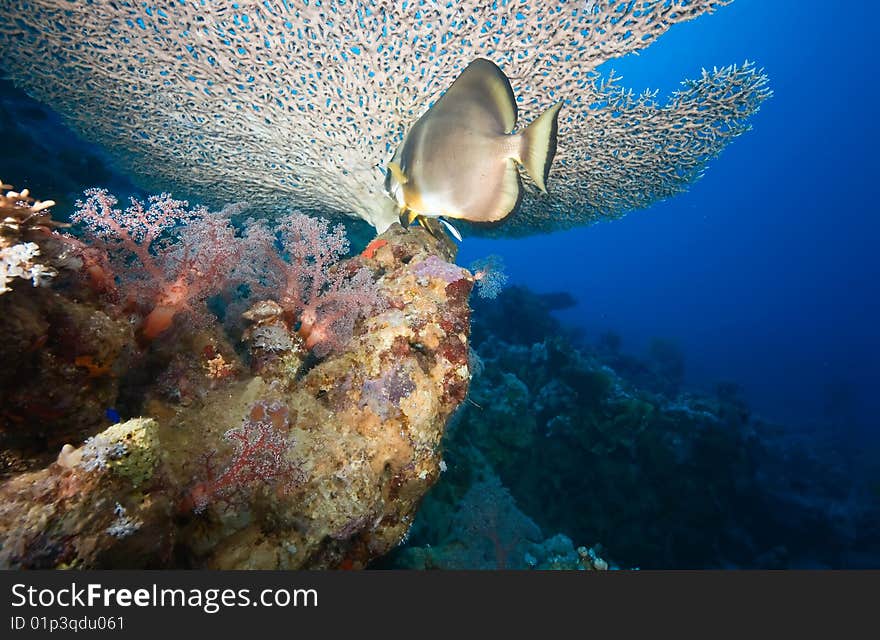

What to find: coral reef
left=0, top=220, right=476, bottom=569
left=242, top=213, right=383, bottom=357
left=0, top=181, right=65, bottom=293
left=469, top=254, right=508, bottom=300
left=0, top=284, right=136, bottom=472
left=0, top=183, right=138, bottom=473
left=71, top=190, right=257, bottom=340
left=395, top=466, right=613, bottom=571
left=0, top=240, right=52, bottom=293
left=1, top=1, right=770, bottom=234
left=387, top=286, right=880, bottom=569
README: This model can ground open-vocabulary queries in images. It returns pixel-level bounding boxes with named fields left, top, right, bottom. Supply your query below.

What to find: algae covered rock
left=0, top=184, right=149, bottom=475
left=0, top=416, right=173, bottom=569
left=0, top=225, right=474, bottom=569
left=77, top=417, right=161, bottom=488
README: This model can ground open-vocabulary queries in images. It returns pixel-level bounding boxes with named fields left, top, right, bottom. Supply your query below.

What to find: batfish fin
left=518, top=101, right=563, bottom=193
left=433, top=58, right=517, bottom=133
left=388, top=161, right=408, bottom=185
left=414, top=216, right=459, bottom=251
left=461, top=158, right=522, bottom=223
left=400, top=208, right=419, bottom=227
left=438, top=217, right=463, bottom=242
left=493, top=159, right=524, bottom=221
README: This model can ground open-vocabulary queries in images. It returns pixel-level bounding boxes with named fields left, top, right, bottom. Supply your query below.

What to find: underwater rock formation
left=0, top=281, right=136, bottom=470
left=0, top=183, right=135, bottom=472
left=1, top=1, right=770, bottom=235
left=0, top=224, right=475, bottom=569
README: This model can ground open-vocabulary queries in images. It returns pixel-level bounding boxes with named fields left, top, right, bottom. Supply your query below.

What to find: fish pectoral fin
left=399, top=209, right=419, bottom=227
left=415, top=216, right=460, bottom=250
left=388, top=161, right=408, bottom=185
left=438, top=217, right=463, bottom=242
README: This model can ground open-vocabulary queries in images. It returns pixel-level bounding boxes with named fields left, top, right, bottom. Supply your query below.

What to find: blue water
left=460, top=0, right=879, bottom=435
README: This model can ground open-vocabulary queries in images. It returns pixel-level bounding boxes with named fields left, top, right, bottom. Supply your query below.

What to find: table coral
left=0, top=1, right=770, bottom=235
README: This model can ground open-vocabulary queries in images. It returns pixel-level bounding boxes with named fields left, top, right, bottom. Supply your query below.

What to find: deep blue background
left=460, top=0, right=878, bottom=435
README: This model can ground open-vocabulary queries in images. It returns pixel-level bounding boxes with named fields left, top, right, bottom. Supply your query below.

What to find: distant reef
left=387, top=286, right=880, bottom=569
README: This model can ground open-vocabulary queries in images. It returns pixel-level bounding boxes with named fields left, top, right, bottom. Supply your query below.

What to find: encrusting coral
left=0, top=1, right=770, bottom=235
left=0, top=223, right=476, bottom=569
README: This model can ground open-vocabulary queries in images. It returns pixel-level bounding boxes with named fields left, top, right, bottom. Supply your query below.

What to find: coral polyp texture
left=0, top=1, right=770, bottom=235
left=243, top=212, right=384, bottom=357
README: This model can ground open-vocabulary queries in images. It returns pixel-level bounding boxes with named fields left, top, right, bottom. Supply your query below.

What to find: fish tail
left=518, top=101, right=562, bottom=193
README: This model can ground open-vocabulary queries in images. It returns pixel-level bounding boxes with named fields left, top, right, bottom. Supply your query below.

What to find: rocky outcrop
left=0, top=225, right=474, bottom=568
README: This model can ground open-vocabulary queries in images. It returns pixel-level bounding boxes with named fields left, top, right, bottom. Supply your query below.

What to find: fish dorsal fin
left=433, top=58, right=517, bottom=134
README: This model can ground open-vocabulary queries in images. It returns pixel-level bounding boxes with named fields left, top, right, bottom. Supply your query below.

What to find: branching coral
left=450, top=475, right=543, bottom=569
left=470, top=255, right=508, bottom=300
left=0, top=182, right=58, bottom=234
left=70, top=186, right=379, bottom=360
left=0, top=241, right=53, bottom=294
left=0, top=1, right=770, bottom=235
left=0, top=181, right=62, bottom=293
left=183, top=400, right=304, bottom=514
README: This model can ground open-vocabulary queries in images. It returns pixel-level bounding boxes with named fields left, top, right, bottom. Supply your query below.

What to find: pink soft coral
left=73, top=189, right=252, bottom=339
left=248, top=213, right=382, bottom=357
